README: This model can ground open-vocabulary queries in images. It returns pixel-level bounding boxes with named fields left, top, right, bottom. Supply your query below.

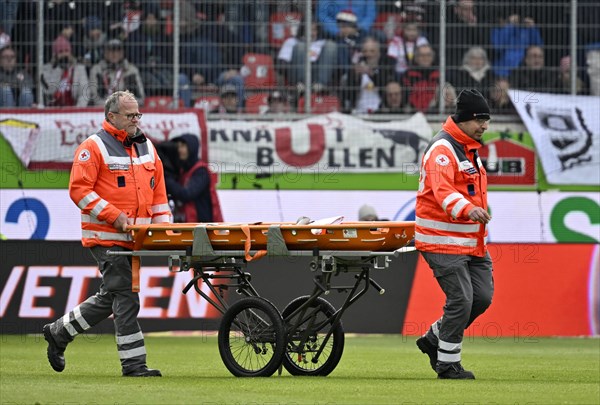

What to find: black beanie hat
left=453, top=89, right=491, bottom=123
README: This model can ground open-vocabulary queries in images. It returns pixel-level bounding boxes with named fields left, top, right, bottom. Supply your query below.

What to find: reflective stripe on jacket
left=69, top=120, right=172, bottom=248
left=415, top=117, right=488, bottom=256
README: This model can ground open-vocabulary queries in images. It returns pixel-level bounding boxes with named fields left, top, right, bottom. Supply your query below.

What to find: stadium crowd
left=1, top=0, right=599, bottom=113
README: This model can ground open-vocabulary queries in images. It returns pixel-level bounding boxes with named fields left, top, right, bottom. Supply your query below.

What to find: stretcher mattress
left=128, top=221, right=415, bottom=253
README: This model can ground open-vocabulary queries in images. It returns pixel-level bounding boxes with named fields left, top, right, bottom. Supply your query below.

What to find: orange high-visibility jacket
left=69, top=120, right=172, bottom=248
left=415, top=117, right=488, bottom=257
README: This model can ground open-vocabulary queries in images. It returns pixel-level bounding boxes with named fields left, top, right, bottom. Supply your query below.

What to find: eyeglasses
left=112, top=112, right=143, bottom=121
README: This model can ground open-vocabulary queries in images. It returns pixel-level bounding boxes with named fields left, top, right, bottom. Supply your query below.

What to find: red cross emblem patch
left=78, top=149, right=91, bottom=162
left=435, top=154, right=450, bottom=166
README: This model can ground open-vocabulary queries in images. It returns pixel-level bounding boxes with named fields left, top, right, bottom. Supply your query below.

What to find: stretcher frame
left=110, top=221, right=416, bottom=377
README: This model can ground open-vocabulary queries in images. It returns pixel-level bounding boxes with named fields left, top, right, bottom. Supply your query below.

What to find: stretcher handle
left=369, top=278, right=385, bottom=295
left=393, top=246, right=417, bottom=257
left=355, top=274, right=385, bottom=295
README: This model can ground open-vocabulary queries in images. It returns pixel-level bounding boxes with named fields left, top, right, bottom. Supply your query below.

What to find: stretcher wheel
left=218, top=297, right=286, bottom=377
left=281, top=296, right=345, bottom=376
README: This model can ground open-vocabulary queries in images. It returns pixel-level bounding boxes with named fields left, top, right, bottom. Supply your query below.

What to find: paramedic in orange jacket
left=414, top=89, right=493, bottom=380
left=43, top=90, right=172, bottom=377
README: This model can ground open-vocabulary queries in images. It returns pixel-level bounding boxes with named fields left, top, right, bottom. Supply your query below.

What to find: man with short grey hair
left=43, top=90, right=171, bottom=377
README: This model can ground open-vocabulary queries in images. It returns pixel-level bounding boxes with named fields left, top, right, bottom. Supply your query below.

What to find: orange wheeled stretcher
left=109, top=221, right=415, bottom=377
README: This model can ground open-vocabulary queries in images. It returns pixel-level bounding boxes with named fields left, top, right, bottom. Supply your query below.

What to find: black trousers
left=421, top=251, right=494, bottom=363
left=49, top=246, right=147, bottom=373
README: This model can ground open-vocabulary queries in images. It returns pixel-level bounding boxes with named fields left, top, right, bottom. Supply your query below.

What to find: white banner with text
left=0, top=108, right=207, bottom=169
left=208, top=112, right=432, bottom=173
left=1, top=110, right=432, bottom=173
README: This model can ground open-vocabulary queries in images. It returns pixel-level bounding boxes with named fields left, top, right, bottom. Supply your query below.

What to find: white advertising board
left=1, top=189, right=598, bottom=243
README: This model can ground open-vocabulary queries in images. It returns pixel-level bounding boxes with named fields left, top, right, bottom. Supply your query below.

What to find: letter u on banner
left=275, top=124, right=325, bottom=167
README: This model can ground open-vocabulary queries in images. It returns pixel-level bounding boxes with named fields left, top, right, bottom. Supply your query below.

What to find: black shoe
left=416, top=336, right=437, bottom=371
left=436, top=362, right=475, bottom=380
left=123, top=366, right=162, bottom=377
left=43, top=324, right=65, bottom=372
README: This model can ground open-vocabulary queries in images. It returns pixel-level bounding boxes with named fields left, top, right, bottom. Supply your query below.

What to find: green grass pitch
left=1, top=334, right=598, bottom=404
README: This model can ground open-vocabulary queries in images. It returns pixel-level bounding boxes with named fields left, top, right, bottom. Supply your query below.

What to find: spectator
left=179, top=0, right=223, bottom=89
left=317, top=1, right=377, bottom=39
left=443, top=0, right=489, bottom=70
left=9, top=2, right=37, bottom=68
left=334, top=10, right=369, bottom=86
left=491, top=13, right=543, bottom=78
left=88, top=39, right=145, bottom=106
left=155, top=137, right=179, bottom=183
left=79, top=1, right=121, bottom=26
left=124, top=9, right=192, bottom=106
left=343, top=36, right=396, bottom=113
left=191, top=84, right=220, bottom=112
left=81, top=16, right=107, bottom=74
left=579, top=5, right=600, bottom=96
left=278, top=20, right=338, bottom=89
left=448, top=46, right=496, bottom=100
left=215, top=69, right=245, bottom=110
left=0, top=46, right=34, bottom=107
left=43, top=0, right=83, bottom=58
left=110, top=1, right=146, bottom=39
left=125, top=10, right=168, bottom=68
left=488, top=78, right=516, bottom=114
left=387, top=21, right=429, bottom=75
left=377, top=1, right=427, bottom=41
left=586, top=44, right=600, bottom=96
left=206, top=2, right=270, bottom=66
left=0, top=32, right=10, bottom=52
left=218, top=84, right=240, bottom=114
left=376, top=81, right=407, bottom=114
left=41, top=36, right=89, bottom=107
left=264, top=90, right=291, bottom=115
left=508, top=45, right=555, bottom=92
left=402, top=44, right=443, bottom=113
left=164, top=134, right=223, bottom=223
left=0, top=0, right=19, bottom=38
left=553, top=56, right=586, bottom=94
left=46, top=23, right=77, bottom=63
left=191, top=78, right=218, bottom=106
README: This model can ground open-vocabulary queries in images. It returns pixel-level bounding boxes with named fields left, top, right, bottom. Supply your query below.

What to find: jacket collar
left=102, top=119, right=129, bottom=144
left=442, top=116, right=482, bottom=150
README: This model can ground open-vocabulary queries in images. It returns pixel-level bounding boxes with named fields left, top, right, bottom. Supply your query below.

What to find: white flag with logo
left=509, top=90, right=600, bottom=185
